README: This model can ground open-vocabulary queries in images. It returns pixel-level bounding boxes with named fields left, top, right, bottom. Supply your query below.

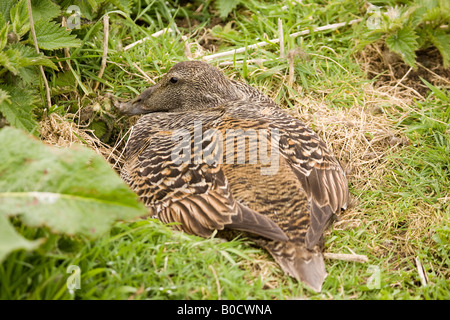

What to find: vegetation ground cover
left=0, top=0, right=448, bottom=299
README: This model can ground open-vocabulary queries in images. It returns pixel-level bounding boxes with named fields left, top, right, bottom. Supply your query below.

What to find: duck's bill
left=117, top=101, right=149, bottom=115
left=117, top=86, right=157, bottom=115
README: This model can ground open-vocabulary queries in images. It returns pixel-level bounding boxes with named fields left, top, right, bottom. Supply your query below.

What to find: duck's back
left=121, top=100, right=348, bottom=291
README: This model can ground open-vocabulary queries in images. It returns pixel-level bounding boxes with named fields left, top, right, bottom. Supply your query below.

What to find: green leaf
left=109, top=0, right=132, bottom=13
left=10, top=0, right=29, bottom=37
left=34, top=20, right=81, bottom=50
left=31, top=0, right=61, bottom=22
left=428, top=33, right=450, bottom=68
left=414, top=1, right=450, bottom=27
left=0, top=127, right=148, bottom=238
left=216, top=0, right=241, bottom=19
left=0, top=85, right=38, bottom=136
left=0, top=17, right=8, bottom=50
left=90, top=120, right=107, bottom=139
left=420, top=78, right=449, bottom=102
left=385, top=27, right=419, bottom=68
left=0, top=10, right=5, bottom=27
left=53, top=70, right=76, bottom=87
left=0, top=50, right=20, bottom=74
left=0, top=0, right=15, bottom=22
left=415, top=0, right=435, bottom=9
left=11, top=43, right=58, bottom=69
left=421, top=7, right=442, bottom=23
left=0, top=214, right=44, bottom=263
left=0, top=88, right=11, bottom=105
left=439, top=0, right=450, bottom=12
left=68, top=0, right=104, bottom=21
left=0, top=44, right=57, bottom=76
left=17, top=66, right=39, bottom=84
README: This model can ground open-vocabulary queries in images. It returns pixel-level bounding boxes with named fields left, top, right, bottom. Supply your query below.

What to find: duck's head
left=118, top=61, right=243, bottom=115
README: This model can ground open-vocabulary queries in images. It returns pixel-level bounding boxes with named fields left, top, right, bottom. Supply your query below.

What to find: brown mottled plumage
left=118, top=61, right=348, bottom=292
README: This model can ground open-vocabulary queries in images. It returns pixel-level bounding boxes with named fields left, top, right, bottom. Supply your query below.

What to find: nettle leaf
left=0, top=44, right=57, bottom=77
left=90, top=120, right=107, bottom=139
left=11, top=43, right=58, bottom=83
left=31, top=0, right=61, bottom=22
left=0, top=88, right=11, bottom=105
left=109, top=0, right=132, bottom=13
left=0, top=0, right=15, bottom=23
left=417, top=0, right=447, bottom=11
left=18, top=67, right=39, bottom=84
left=429, top=33, right=450, bottom=68
left=0, top=85, right=38, bottom=136
left=216, top=0, right=241, bottom=19
left=415, top=1, right=450, bottom=26
left=34, top=20, right=81, bottom=50
left=10, top=0, right=29, bottom=37
left=0, top=17, right=8, bottom=50
left=360, top=30, right=386, bottom=48
left=415, top=26, right=428, bottom=49
left=385, top=27, right=419, bottom=68
left=421, top=7, right=442, bottom=24
left=0, top=50, right=20, bottom=74
left=439, top=0, right=450, bottom=12
left=0, top=214, right=44, bottom=263
left=11, top=43, right=58, bottom=69
left=67, top=0, right=103, bottom=21
left=0, top=11, right=5, bottom=27
left=0, top=127, right=148, bottom=257
left=53, top=70, right=76, bottom=87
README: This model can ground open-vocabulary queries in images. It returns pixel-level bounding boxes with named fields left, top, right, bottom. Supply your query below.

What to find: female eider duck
left=118, top=61, right=348, bottom=292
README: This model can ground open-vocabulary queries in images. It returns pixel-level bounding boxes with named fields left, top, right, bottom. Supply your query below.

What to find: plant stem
left=94, top=14, right=110, bottom=91
left=26, top=0, right=52, bottom=111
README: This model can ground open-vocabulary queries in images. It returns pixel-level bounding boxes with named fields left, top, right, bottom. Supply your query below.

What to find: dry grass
left=289, top=83, right=407, bottom=189
left=39, top=112, right=124, bottom=169
left=356, top=41, right=450, bottom=99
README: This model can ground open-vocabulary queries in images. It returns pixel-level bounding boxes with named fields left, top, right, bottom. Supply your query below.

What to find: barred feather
left=119, top=61, right=348, bottom=292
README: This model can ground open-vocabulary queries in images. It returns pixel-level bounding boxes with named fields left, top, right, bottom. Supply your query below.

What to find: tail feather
left=267, top=242, right=327, bottom=292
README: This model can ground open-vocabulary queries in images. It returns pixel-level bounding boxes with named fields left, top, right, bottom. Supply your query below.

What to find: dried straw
left=40, top=113, right=124, bottom=170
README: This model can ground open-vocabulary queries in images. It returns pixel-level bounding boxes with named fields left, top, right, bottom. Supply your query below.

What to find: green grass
left=1, top=219, right=305, bottom=299
left=1, top=0, right=449, bottom=299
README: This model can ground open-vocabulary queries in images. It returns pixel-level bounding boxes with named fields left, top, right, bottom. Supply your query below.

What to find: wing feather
left=263, top=108, right=348, bottom=248
left=121, top=111, right=288, bottom=242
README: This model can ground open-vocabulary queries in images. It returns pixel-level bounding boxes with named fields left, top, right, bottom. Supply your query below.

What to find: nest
left=274, top=82, right=410, bottom=241
left=277, top=83, right=407, bottom=188
left=40, top=113, right=126, bottom=171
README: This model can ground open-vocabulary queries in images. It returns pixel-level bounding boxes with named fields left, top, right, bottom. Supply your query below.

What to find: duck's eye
left=169, top=77, right=178, bottom=84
